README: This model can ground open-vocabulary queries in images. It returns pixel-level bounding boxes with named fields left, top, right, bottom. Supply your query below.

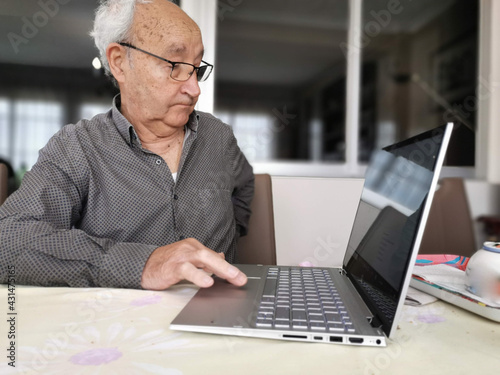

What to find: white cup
left=465, top=242, right=500, bottom=304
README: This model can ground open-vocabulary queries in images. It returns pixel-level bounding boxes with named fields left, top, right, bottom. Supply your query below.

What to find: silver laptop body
left=171, top=123, right=453, bottom=347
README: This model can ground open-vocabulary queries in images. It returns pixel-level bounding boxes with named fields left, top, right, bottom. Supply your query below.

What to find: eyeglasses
left=119, top=42, right=214, bottom=82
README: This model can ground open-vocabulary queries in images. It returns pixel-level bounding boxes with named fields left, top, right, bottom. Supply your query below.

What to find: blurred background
left=0, top=0, right=482, bottom=185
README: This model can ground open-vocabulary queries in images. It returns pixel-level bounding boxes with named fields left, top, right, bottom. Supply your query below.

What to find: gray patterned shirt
left=0, top=96, right=254, bottom=289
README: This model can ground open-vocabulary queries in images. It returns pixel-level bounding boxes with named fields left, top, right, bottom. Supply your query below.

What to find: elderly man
left=0, top=0, right=252, bottom=290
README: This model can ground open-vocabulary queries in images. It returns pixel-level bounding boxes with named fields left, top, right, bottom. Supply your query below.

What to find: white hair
left=90, top=0, right=153, bottom=78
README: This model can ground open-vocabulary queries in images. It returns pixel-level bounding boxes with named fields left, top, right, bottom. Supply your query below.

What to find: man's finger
left=192, top=250, right=247, bottom=287
left=179, top=262, right=215, bottom=288
left=210, top=262, right=247, bottom=287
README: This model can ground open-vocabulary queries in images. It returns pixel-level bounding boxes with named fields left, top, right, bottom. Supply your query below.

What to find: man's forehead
left=134, top=2, right=200, bottom=38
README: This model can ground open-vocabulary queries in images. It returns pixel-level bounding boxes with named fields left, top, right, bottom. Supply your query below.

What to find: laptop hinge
left=368, top=315, right=383, bottom=329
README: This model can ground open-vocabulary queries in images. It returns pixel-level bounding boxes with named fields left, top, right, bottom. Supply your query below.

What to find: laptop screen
left=342, top=125, right=449, bottom=336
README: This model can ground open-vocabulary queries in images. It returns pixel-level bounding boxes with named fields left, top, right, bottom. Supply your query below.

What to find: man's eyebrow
left=166, top=43, right=187, bottom=55
left=165, top=44, right=204, bottom=60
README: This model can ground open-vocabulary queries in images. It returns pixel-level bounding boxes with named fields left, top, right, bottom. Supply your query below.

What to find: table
left=1, top=284, right=499, bottom=374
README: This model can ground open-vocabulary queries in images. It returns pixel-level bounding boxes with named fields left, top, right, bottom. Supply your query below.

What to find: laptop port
left=314, top=336, right=323, bottom=341
left=283, top=334, right=307, bottom=340
left=329, top=336, right=343, bottom=343
left=349, top=337, right=364, bottom=344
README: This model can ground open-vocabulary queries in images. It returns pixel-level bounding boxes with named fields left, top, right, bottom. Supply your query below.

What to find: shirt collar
left=111, top=94, right=200, bottom=146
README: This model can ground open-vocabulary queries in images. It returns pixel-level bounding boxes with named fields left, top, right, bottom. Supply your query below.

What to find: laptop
left=170, top=123, right=453, bottom=347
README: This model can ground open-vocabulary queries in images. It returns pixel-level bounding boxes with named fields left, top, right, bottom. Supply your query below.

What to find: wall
left=272, top=177, right=500, bottom=267
left=465, top=179, right=500, bottom=248
left=272, top=177, right=363, bottom=267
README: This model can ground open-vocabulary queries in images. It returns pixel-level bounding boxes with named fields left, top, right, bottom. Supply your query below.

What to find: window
left=211, top=0, right=479, bottom=174
left=13, top=101, right=63, bottom=170
left=80, top=103, right=111, bottom=120
left=215, top=0, right=349, bottom=163
left=360, top=0, right=478, bottom=165
left=215, top=110, right=275, bottom=161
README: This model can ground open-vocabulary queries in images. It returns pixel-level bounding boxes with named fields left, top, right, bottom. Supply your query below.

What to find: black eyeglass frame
left=118, top=42, right=214, bottom=82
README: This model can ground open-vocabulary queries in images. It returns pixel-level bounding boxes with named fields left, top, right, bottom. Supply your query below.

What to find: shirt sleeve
left=0, top=129, right=157, bottom=289
left=225, top=128, right=254, bottom=237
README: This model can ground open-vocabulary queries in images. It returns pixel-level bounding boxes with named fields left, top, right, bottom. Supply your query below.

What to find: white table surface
left=1, top=284, right=499, bottom=375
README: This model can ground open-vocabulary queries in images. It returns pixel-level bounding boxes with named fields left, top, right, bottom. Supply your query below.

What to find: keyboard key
left=310, top=322, right=326, bottom=331
left=261, top=296, right=275, bottom=303
left=292, top=321, right=308, bottom=329
left=259, top=304, right=274, bottom=310
left=309, top=315, right=325, bottom=323
left=323, top=307, right=338, bottom=314
left=263, top=278, right=277, bottom=297
left=292, top=310, right=307, bottom=321
left=275, top=322, right=290, bottom=329
left=256, top=319, right=273, bottom=328
left=307, top=306, right=321, bottom=312
left=325, top=313, right=342, bottom=323
left=275, top=307, right=290, bottom=321
left=257, top=310, right=274, bottom=317
left=327, top=323, right=346, bottom=331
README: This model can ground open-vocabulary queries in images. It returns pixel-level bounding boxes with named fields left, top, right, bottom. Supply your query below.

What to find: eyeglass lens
left=171, top=63, right=212, bottom=82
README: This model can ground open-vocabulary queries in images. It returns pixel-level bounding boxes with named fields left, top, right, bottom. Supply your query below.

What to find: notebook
left=170, top=123, right=453, bottom=346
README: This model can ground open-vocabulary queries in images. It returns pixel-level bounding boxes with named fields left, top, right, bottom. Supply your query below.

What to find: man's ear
left=107, top=43, right=127, bottom=84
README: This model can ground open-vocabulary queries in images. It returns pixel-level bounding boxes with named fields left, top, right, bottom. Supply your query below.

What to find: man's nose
left=182, top=72, right=201, bottom=98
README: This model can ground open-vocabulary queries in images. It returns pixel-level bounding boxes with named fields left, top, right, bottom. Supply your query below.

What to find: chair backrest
left=0, top=163, right=8, bottom=205
left=236, top=173, right=277, bottom=265
left=419, top=177, right=476, bottom=257
left=0, top=163, right=9, bottom=204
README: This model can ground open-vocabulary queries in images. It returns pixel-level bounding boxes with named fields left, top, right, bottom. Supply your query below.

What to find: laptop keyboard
left=255, top=267, right=356, bottom=333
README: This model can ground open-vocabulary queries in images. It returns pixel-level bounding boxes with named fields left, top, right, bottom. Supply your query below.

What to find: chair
left=236, top=174, right=277, bottom=265
left=0, top=163, right=8, bottom=205
left=419, top=178, right=476, bottom=257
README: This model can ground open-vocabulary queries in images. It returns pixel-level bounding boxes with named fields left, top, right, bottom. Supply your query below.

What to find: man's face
left=120, top=4, right=203, bottom=133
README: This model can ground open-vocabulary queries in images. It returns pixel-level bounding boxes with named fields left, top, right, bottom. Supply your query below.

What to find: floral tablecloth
left=1, top=284, right=499, bottom=374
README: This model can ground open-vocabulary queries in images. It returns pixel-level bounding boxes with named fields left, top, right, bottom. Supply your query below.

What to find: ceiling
left=0, top=0, right=455, bottom=85
left=0, top=0, right=100, bottom=68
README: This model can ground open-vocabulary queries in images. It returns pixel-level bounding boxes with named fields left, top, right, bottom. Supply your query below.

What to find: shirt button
left=173, top=194, right=178, bottom=200
left=155, top=159, right=162, bottom=165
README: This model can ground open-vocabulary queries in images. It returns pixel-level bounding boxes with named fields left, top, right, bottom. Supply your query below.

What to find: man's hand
left=141, top=238, right=247, bottom=290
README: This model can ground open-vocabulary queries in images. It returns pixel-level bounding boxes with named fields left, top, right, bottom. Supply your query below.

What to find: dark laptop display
left=343, top=127, right=447, bottom=336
